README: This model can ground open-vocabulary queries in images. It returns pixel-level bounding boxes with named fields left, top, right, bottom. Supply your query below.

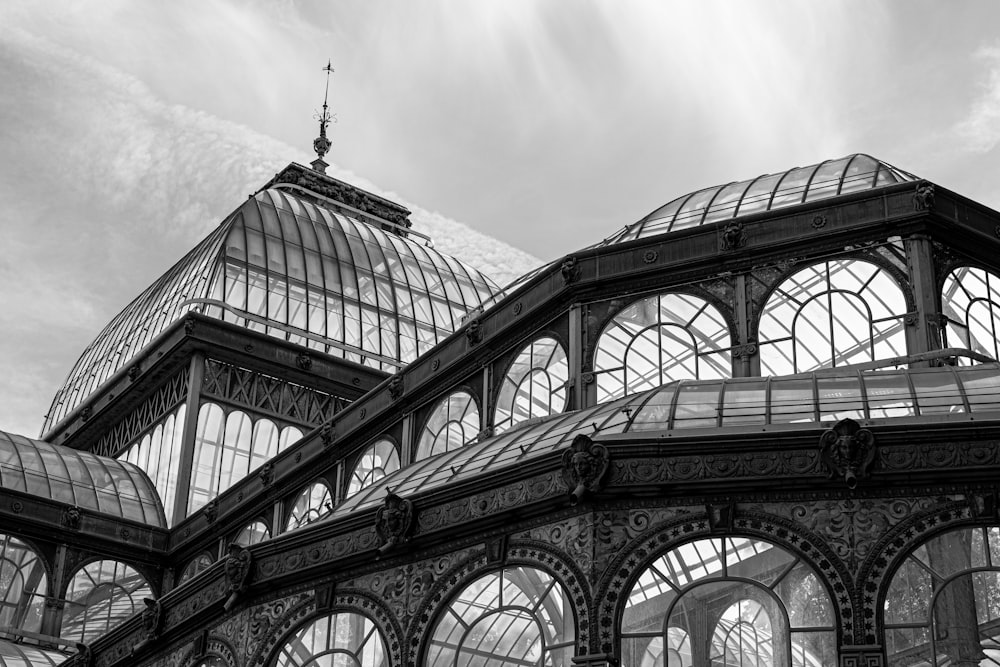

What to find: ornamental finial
left=312, top=60, right=335, bottom=173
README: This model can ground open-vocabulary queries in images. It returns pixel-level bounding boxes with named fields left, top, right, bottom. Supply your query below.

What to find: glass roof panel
left=44, top=187, right=499, bottom=436
left=599, top=155, right=917, bottom=246
left=0, top=641, right=66, bottom=667
left=0, top=430, right=166, bottom=527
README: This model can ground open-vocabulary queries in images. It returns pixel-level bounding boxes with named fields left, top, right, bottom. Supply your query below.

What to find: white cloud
left=955, top=43, right=1000, bottom=153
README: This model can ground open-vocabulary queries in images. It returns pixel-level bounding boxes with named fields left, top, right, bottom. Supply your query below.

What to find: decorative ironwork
left=203, top=500, right=218, bottom=523
left=201, top=359, right=345, bottom=426
left=127, top=363, right=141, bottom=382
left=561, top=434, right=609, bottom=504
left=258, top=462, right=274, bottom=487
left=223, top=544, right=253, bottom=611
left=642, top=249, right=659, bottom=264
left=70, top=643, right=93, bottom=667
left=820, top=418, right=876, bottom=489
left=320, top=421, right=335, bottom=449
left=93, top=369, right=189, bottom=458
left=720, top=220, right=747, bottom=250
left=294, top=352, right=312, bottom=371
left=561, top=256, right=580, bottom=285
left=80, top=406, right=92, bottom=422
left=374, top=492, right=414, bottom=554
left=61, top=506, right=82, bottom=529
left=912, top=182, right=935, bottom=210
left=812, top=215, right=828, bottom=229
left=465, top=318, right=483, bottom=346
left=388, top=374, right=403, bottom=400
left=140, top=597, right=163, bottom=641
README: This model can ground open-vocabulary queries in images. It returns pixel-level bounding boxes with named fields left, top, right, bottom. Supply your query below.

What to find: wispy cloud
left=955, top=42, right=1000, bottom=153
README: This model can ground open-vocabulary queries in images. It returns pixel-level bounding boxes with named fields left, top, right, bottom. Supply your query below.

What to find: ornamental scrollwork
left=374, top=491, right=414, bottom=554
left=561, top=434, right=609, bottom=504
left=223, top=544, right=253, bottom=611
left=820, top=418, right=876, bottom=489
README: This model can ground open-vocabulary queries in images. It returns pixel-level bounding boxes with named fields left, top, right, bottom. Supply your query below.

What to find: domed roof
left=601, top=154, right=918, bottom=246
left=44, top=188, right=499, bottom=434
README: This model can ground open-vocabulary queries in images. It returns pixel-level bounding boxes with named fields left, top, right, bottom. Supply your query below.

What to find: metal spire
left=311, top=60, right=335, bottom=173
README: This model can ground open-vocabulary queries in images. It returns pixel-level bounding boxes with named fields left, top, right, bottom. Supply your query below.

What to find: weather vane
left=311, top=60, right=336, bottom=173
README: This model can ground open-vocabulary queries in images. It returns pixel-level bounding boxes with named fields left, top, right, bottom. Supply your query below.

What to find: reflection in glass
left=622, top=538, right=835, bottom=667
left=595, top=293, right=732, bottom=402
left=426, top=566, right=575, bottom=666
left=347, top=440, right=400, bottom=497
left=885, top=526, right=1000, bottom=666
left=0, top=534, right=47, bottom=635
left=234, top=520, right=271, bottom=547
left=494, top=337, right=569, bottom=434
left=275, top=611, right=388, bottom=666
left=286, top=482, right=333, bottom=532
left=943, top=266, right=1000, bottom=362
left=416, top=391, right=480, bottom=461
left=759, top=259, right=908, bottom=375
left=61, top=560, right=152, bottom=644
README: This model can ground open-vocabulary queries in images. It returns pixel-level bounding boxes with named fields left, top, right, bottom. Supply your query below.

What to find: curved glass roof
left=0, top=429, right=166, bottom=527
left=0, top=641, right=66, bottom=667
left=44, top=188, right=499, bottom=434
left=601, top=154, right=917, bottom=245
left=334, top=364, right=1000, bottom=516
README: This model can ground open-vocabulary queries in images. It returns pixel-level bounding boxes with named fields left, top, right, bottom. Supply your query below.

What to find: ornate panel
left=416, top=471, right=564, bottom=532
left=254, top=527, right=377, bottom=582
left=853, top=497, right=974, bottom=644
left=201, top=359, right=346, bottom=425
left=92, top=369, right=189, bottom=458
left=596, top=509, right=856, bottom=655
left=608, top=450, right=821, bottom=485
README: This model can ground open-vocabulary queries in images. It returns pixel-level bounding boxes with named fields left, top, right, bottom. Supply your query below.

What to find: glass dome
left=44, top=188, right=499, bottom=435
left=0, top=429, right=165, bottom=527
left=601, top=154, right=917, bottom=245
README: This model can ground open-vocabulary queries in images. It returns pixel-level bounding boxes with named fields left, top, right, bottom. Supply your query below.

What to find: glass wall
left=275, top=612, right=388, bottom=666
left=347, top=439, right=400, bottom=498
left=187, top=402, right=302, bottom=516
left=758, top=259, right=908, bottom=376
left=943, top=266, right=1000, bottom=362
left=118, top=404, right=185, bottom=527
left=621, top=537, right=836, bottom=666
left=0, top=534, right=46, bottom=636
left=426, top=566, right=575, bottom=666
left=415, top=391, right=480, bottom=462
left=595, top=293, right=731, bottom=402
left=61, top=560, right=152, bottom=644
left=178, top=553, right=214, bottom=585
left=884, top=526, right=1000, bottom=666
left=494, top=337, right=569, bottom=435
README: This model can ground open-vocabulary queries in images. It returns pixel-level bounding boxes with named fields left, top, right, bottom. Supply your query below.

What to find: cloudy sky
left=1, top=0, right=999, bottom=438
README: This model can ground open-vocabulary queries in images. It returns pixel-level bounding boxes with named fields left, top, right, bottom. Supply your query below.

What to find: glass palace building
left=1, top=154, right=1000, bottom=667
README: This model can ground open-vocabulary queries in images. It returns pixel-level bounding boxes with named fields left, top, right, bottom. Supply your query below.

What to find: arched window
left=188, top=403, right=303, bottom=516
left=426, top=566, right=575, bottom=666
left=884, top=526, right=1000, bottom=665
left=61, top=560, right=152, bottom=644
left=286, top=482, right=333, bottom=532
left=415, top=390, right=480, bottom=462
left=758, top=259, right=908, bottom=376
left=274, top=611, right=388, bottom=666
left=943, top=266, right=1000, bottom=362
left=347, top=440, right=400, bottom=497
left=620, top=537, right=836, bottom=666
left=118, top=403, right=185, bottom=527
left=178, top=552, right=214, bottom=585
left=0, top=533, right=47, bottom=635
left=595, top=293, right=732, bottom=403
left=234, top=520, right=271, bottom=547
left=494, top=337, right=569, bottom=434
